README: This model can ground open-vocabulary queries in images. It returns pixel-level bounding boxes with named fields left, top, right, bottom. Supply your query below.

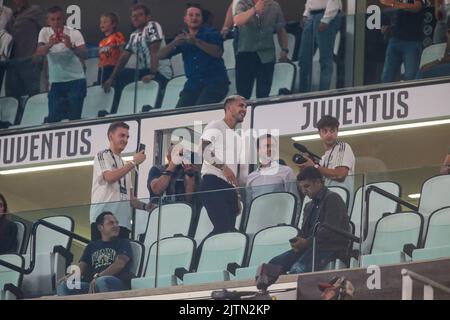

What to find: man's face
left=14, top=0, right=28, bottom=10
left=131, top=9, right=150, bottom=29
left=47, top=11, right=65, bottom=30
left=258, top=137, right=277, bottom=164
left=109, top=127, right=129, bottom=152
left=319, top=126, right=338, bottom=147
left=299, top=179, right=323, bottom=199
left=226, top=97, right=247, bottom=124
left=98, top=214, right=120, bottom=239
left=184, top=7, right=203, bottom=29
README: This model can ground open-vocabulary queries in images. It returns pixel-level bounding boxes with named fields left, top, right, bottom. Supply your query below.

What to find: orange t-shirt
left=98, top=32, right=126, bottom=67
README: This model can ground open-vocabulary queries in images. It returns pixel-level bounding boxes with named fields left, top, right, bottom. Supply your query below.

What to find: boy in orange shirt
left=98, top=13, right=125, bottom=85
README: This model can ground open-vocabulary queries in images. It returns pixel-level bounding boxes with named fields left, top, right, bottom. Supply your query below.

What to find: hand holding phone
left=138, top=143, right=146, bottom=153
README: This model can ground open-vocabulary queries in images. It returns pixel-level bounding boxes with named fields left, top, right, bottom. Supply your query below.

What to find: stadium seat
left=129, top=240, right=145, bottom=278
left=161, top=75, right=186, bottom=110
left=14, top=221, right=27, bottom=254
left=170, top=53, right=185, bottom=77
left=81, top=86, right=114, bottom=119
left=141, top=203, right=193, bottom=269
left=420, top=43, right=447, bottom=68
left=274, top=32, right=296, bottom=61
left=0, top=254, right=24, bottom=300
left=361, top=212, right=423, bottom=267
left=250, top=62, right=296, bottom=98
left=225, top=68, right=237, bottom=98
left=245, top=192, right=297, bottom=237
left=19, top=93, right=49, bottom=127
left=183, top=232, right=247, bottom=285
left=413, top=207, right=450, bottom=261
left=21, top=216, right=74, bottom=297
left=223, top=39, right=236, bottom=69
left=234, top=225, right=298, bottom=280
left=0, top=72, right=5, bottom=97
left=0, top=97, right=19, bottom=127
left=116, top=80, right=159, bottom=115
left=131, top=236, right=195, bottom=289
left=85, top=57, right=99, bottom=87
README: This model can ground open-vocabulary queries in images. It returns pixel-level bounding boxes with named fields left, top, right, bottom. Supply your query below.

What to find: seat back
left=0, top=97, right=19, bottom=125
left=420, top=43, right=447, bottom=68
left=20, top=93, right=48, bottom=127
left=245, top=192, right=296, bottom=235
left=226, top=68, right=237, bottom=98
left=419, top=175, right=450, bottom=219
left=223, top=39, right=236, bottom=69
left=197, top=232, right=247, bottom=273
left=170, top=53, right=185, bottom=77
left=82, top=86, right=114, bottom=119
left=297, top=195, right=311, bottom=229
left=117, top=80, right=159, bottom=115
left=14, top=221, right=27, bottom=254
left=144, top=236, right=195, bottom=279
left=161, top=75, right=187, bottom=110
left=370, top=212, right=423, bottom=254
left=0, top=254, right=24, bottom=300
left=27, top=216, right=74, bottom=255
left=194, top=207, right=214, bottom=246
left=248, top=225, right=298, bottom=268
left=424, top=207, right=450, bottom=248
left=269, top=62, right=296, bottom=96
left=129, top=240, right=145, bottom=278
left=84, top=57, right=99, bottom=86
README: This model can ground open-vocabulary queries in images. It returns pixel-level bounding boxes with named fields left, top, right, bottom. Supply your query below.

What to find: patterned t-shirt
left=98, top=32, right=126, bottom=67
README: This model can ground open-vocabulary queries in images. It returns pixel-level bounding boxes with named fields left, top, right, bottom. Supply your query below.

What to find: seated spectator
left=103, top=3, right=172, bottom=111
left=440, top=147, right=450, bottom=175
left=380, top=0, right=426, bottom=83
left=158, top=4, right=229, bottom=108
left=246, top=134, right=300, bottom=201
left=0, top=2, right=13, bottom=91
left=269, top=167, right=350, bottom=274
left=147, top=143, right=198, bottom=204
left=416, top=16, right=450, bottom=79
left=433, top=0, right=450, bottom=44
left=57, top=212, right=133, bottom=296
left=0, top=193, right=18, bottom=255
left=97, top=12, right=126, bottom=85
left=35, top=6, right=88, bottom=123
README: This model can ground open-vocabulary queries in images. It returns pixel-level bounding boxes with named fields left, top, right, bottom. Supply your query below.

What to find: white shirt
left=90, top=149, right=133, bottom=230
left=201, top=119, right=242, bottom=184
left=303, top=0, right=342, bottom=24
left=38, top=26, right=86, bottom=84
left=0, top=5, right=12, bottom=31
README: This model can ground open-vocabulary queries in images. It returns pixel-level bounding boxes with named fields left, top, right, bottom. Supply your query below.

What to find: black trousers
left=235, top=52, right=275, bottom=99
left=90, top=223, right=130, bottom=241
left=176, top=79, right=229, bottom=108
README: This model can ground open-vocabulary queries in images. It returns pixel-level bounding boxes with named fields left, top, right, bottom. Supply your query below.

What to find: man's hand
left=221, top=28, right=230, bottom=39
left=61, top=34, right=72, bottom=49
left=295, top=155, right=315, bottom=170
left=380, top=0, right=395, bottom=7
left=133, top=150, right=146, bottom=165
left=255, top=0, right=266, bottom=15
left=88, top=279, right=96, bottom=294
left=103, top=78, right=113, bottom=93
left=182, top=163, right=196, bottom=174
left=291, top=237, right=308, bottom=253
left=48, top=34, right=61, bottom=47
left=167, top=160, right=178, bottom=172
left=173, top=33, right=187, bottom=46
left=223, top=165, right=238, bottom=186
left=185, top=33, right=198, bottom=46
left=279, top=51, right=290, bottom=62
left=141, top=74, right=155, bottom=83
left=318, top=22, right=329, bottom=32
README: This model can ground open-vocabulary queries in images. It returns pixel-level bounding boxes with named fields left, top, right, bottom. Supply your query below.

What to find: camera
left=292, top=153, right=307, bottom=165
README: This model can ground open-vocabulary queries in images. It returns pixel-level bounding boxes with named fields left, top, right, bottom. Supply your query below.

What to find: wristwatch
left=281, top=48, right=289, bottom=54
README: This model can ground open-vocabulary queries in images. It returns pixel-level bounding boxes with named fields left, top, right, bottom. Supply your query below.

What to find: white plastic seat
left=19, top=93, right=49, bottom=127
left=223, top=39, right=236, bottom=69
left=161, top=75, right=187, bottom=110
left=274, top=32, right=296, bottom=60
left=131, top=236, right=195, bottom=289
left=81, top=86, right=114, bottom=119
left=0, top=254, right=24, bottom=300
left=13, top=221, right=26, bottom=254
left=129, top=240, right=145, bottom=278
left=84, top=57, right=99, bottom=87
left=116, top=80, right=159, bottom=115
left=170, top=53, right=185, bottom=77
left=0, top=97, right=19, bottom=126
left=183, top=232, right=247, bottom=285
left=420, top=43, right=447, bottom=68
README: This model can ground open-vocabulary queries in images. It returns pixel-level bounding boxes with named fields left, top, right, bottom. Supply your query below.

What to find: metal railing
left=401, top=268, right=450, bottom=300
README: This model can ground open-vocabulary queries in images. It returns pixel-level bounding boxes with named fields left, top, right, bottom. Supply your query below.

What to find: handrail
left=0, top=219, right=89, bottom=275
left=401, top=268, right=450, bottom=300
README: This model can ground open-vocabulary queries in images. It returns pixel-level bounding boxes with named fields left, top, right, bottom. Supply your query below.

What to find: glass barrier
left=1, top=4, right=449, bottom=131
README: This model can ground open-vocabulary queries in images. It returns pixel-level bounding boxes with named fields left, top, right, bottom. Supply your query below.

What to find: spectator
left=5, top=0, right=45, bottom=100
left=0, top=1, right=13, bottom=31
left=147, top=143, right=198, bottom=204
left=158, top=4, right=229, bottom=108
left=221, top=1, right=239, bottom=38
left=103, top=3, right=172, bottom=111
left=246, top=134, right=300, bottom=201
left=433, top=0, right=450, bottom=44
left=296, top=115, right=355, bottom=203
left=90, top=121, right=151, bottom=241
left=298, top=0, right=342, bottom=93
left=0, top=193, right=18, bottom=255
left=199, top=95, right=247, bottom=235
left=57, top=212, right=134, bottom=295
left=416, top=16, right=450, bottom=79
left=233, top=0, right=289, bottom=99
left=380, top=0, right=426, bottom=83
left=35, top=6, right=87, bottom=123
left=269, top=167, right=350, bottom=274
left=97, top=12, right=126, bottom=85
left=0, top=1, right=13, bottom=91
left=440, top=148, right=450, bottom=174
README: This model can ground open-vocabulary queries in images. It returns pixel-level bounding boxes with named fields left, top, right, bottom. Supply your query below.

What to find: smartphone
left=138, top=143, right=146, bottom=153
left=55, top=27, right=64, bottom=41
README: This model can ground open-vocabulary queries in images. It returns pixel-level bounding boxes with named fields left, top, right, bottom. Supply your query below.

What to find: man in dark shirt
left=269, top=167, right=350, bottom=274
left=158, top=4, right=229, bottom=108
left=57, top=212, right=133, bottom=295
left=380, top=0, right=426, bottom=82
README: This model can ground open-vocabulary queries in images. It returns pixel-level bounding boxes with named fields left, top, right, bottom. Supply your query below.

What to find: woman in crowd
left=0, top=193, right=18, bottom=255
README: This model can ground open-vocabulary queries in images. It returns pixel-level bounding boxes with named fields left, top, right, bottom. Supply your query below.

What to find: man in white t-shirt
left=297, top=115, right=355, bottom=206
left=35, top=6, right=87, bottom=123
left=199, top=95, right=247, bottom=236
left=90, top=121, right=151, bottom=240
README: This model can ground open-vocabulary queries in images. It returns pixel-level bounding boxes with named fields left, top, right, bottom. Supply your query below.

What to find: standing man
left=158, top=4, right=229, bottom=108
left=199, top=95, right=247, bottom=235
left=233, top=0, right=289, bottom=99
left=6, top=0, right=45, bottom=100
left=90, top=121, right=151, bottom=241
left=433, top=0, right=450, bottom=44
left=35, top=6, right=87, bottom=123
left=103, top=3, right=172, bottom=111
left=380, top=0, right=426, bottom=83
left=0, top=0, right=13, bottom=91
left=298, top=0, right=342, bottom=93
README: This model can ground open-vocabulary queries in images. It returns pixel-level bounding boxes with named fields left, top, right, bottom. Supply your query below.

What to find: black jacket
left=0, top=217, right=18, bottom=254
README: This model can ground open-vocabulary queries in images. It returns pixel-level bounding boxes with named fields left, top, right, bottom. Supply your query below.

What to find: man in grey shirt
left=233, top=0, right=289, bottom=99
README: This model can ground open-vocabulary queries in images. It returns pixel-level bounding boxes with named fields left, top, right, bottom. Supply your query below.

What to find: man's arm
left=149, top=163, right=177, bottom=196
left=276, top=27, right=289, bottom=61
left=148, top=40, right=162, bottom=77
left=190, top=37, right=223, bottom=59
left=296, top=156, right=350, bottom=182
left=102, top=151, right=146, bottom=184
left=95, top=255, right=130, bottom=277
left=222, top=3, right=234, bottom=37
left=380, top=0, right=423, bottom=13
left=234, top=0, right=265, bottom=27
left=102, top=50, right=131, bottom=92
left=440, top=154, right=450, bottom=175
left=201, top=139, right=238, bottom=186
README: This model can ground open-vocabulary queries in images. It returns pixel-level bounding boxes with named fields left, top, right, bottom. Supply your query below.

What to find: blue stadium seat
left=0, top=254, right=24, bottom=300
left=0, top=97, right=19, bottom=126
left=81, top=86, right=114, bottom=119
left=116, top=80, right=160, bottom=115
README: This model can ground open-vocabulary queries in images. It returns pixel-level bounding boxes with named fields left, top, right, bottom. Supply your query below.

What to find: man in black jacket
left=269, top=166, right=350, bottom=274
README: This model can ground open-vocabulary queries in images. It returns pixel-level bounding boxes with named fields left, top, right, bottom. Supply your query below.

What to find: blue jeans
left=48, top=78, right=87, bottom=123
left=56, top=276, right=128, bottom=296
left=298, top=12, right=341, bottom=92
left=269, top=247, right=336, bottom=274
left=416, top=62, right=450, bottom=79
left=381, top=38, right=422, bottom=83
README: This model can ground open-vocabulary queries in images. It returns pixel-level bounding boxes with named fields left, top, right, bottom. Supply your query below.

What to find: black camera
left=292, top=153, right=307, bottom=164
